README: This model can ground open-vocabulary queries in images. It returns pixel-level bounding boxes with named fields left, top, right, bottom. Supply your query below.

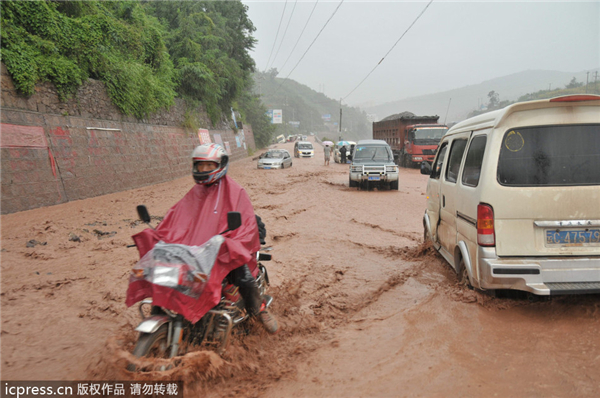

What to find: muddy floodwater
left=2, top=138, right=599, bottom=397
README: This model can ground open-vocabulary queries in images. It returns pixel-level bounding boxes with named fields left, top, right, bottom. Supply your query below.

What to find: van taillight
left=477, top=204, right=495, bottom=247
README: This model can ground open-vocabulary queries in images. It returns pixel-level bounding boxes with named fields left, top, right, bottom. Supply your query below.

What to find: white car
left=257, top=149, right=293, bottom=169
left=334, top=141, right=356, bottom=163
left=294, top=141, right=314, bottom=158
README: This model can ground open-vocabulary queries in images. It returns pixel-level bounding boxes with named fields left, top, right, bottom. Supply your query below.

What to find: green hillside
left=255, top=69, right=370, bottom=143
left=0, top=0, right=275, bottom=147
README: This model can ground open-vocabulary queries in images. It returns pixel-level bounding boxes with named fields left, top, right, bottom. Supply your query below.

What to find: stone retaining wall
left=0, top=63, right=256, bottom=214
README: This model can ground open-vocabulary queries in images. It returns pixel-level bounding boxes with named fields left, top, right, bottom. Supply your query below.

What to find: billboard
left=322, top=114, right=331, bottom=122
left=272, top=109, right=283, bottom=124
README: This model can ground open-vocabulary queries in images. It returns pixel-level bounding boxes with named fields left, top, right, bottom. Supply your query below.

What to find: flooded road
left=1, top=138, right=599, bottom=397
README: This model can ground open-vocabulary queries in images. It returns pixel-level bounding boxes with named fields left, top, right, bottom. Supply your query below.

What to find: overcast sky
left=242, top=0, right=600, bottom=107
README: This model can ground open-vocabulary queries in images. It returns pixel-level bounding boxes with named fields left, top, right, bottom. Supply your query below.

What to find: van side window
left=461, top=135, right=487, bottom=187
left=445, top=139, right=468, bottom=183
left=430, top=143, right=448, bottom=179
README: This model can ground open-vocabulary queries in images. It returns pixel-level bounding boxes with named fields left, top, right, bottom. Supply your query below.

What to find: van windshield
left=298, top=143, right=313, bottom=149
left=354, top=146, right=392, bottom=162
left=497, top=124, right=600, bottom=186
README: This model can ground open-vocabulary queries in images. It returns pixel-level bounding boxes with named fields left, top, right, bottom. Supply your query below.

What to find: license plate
left=368, top=176, right=380, bottom=181
left=546, top=229, right=600, bottom=245
left=264, top=166, right=271, bottom=169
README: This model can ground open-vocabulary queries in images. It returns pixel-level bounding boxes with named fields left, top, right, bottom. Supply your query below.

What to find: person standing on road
left=324, top=144, right=332, bottom=166
left=340, top=145, right=347, bottom=164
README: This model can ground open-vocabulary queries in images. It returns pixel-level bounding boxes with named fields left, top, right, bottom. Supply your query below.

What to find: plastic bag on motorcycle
left=129, top=235, right=224, bottom=299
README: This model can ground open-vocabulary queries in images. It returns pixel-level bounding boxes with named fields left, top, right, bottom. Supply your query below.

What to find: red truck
left=372, top=112, right=448, bottom=167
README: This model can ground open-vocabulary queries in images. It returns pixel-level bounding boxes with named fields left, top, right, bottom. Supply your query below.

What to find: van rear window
left=497, top=124, right=600, bottom=186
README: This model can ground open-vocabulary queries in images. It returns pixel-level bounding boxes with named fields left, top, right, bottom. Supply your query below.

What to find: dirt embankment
left=2, top=138, right=599, bottom=397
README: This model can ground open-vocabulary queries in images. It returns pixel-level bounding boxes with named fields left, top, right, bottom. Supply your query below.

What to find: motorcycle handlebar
left=258, top=252, right=271, bottom=261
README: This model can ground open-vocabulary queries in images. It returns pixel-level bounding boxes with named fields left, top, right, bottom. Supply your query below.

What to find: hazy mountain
left=363, top=69, right=599, bottom=124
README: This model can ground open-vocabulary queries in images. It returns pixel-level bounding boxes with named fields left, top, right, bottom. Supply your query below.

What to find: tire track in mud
left=349, top=219, right=421, bottom=242
left=274, top=208, right=308, bottom=221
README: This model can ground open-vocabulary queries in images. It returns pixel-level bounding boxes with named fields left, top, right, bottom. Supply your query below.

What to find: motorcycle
left=126, top=205, right=273, bottom=370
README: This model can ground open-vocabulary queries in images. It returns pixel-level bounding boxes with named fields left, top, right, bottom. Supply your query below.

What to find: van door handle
left=442, top=195, right=446, bottom=208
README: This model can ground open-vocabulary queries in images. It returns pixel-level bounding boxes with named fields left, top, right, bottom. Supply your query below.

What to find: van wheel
left=458, top=258, right=473, bottom=290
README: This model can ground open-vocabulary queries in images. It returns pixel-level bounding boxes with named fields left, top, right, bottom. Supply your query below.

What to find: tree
left=146, top=1, right=257, bottom=123
left=566, top=77, right=583, bottom=89
left=1, top=0, right=176, bottom=118
left=487, top=91, right=500, bottom=109
left=239, top=91, right=275, bottom=148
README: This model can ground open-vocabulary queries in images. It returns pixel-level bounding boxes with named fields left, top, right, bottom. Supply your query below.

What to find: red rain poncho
left=126, top=176, right=260, bottom=323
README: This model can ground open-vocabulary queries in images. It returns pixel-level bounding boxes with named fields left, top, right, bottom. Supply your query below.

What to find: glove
left=255, top=215, right=267, bottom=245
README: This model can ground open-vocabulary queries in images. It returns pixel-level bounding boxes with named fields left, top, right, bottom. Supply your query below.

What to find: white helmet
left=191, top=143, right=229, bottom=185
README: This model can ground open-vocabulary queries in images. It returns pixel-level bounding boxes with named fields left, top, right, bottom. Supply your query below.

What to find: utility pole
left=444, top=98, right=452, bottom=125
left=339, top=98, right=343, bottom=141
left=586, top=71, right=590, bottom=93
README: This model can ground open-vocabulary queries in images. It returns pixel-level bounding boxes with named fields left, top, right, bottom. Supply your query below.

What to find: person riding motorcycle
left=129, top=143, right=279, bottom=334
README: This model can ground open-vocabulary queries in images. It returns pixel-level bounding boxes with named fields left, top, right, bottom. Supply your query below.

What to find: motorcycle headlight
left=152, top=265, right=182, bottom=288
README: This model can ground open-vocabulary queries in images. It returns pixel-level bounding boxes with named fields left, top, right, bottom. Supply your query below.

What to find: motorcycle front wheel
left=127, top=324, right=171, bottom=371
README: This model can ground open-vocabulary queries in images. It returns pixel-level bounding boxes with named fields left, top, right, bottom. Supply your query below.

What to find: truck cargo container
left=372, top=112, right=447, bottom=167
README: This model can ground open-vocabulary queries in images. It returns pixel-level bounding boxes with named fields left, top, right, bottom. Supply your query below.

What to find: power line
left=264, top=0, right=288, bottom=72
left=278, top=0, right=320, bottom=74
left=267, top=0, right=299, bottom=71
left=274, top=0, right=344, bottom=92
left=342, top=0, right=434, bottom=101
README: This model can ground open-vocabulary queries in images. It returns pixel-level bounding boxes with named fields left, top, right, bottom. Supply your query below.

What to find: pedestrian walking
left=324, top=145, right=331, bottom=166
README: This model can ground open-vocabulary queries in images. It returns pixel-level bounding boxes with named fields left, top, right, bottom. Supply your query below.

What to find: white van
left=421, top=95, right=600, bottom=296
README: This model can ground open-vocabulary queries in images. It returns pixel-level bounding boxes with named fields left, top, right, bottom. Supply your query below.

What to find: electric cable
left=270, top=0, right=344, bottom=95
left=282, top=0, right=344, bottom=81
left=277, top=0, right=319, bottom=75
left=264, top=0, right=288, bottom=72
left=343, top=0, right=434, bottom=101
left=267, top=0, right=299, bottom=71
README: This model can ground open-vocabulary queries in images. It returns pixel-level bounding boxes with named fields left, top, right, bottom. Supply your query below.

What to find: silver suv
left=349, top=140, right=399, bottom=190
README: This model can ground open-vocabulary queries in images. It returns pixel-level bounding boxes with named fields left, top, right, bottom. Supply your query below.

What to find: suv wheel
left=390, top=180, right=399, bottom=190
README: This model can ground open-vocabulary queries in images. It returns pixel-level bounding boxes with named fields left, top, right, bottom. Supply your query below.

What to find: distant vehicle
left=349, top=140, right=399, bottom=190
left=257, top=149, right=293, bottom=169
left=421, top=94, right=600, bottom=296
left=276, top=134, right=286, bottom=144
left=373, top=112, right=447, bottom=167
left=294, top=141, right=314, bottom=158
left=302, top=135, right=308, bottom=141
